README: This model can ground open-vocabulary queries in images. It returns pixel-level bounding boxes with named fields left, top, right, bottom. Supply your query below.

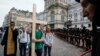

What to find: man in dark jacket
left=75, top=0, right=100, bottom=56
left=1, top=21, right=18, bottom=56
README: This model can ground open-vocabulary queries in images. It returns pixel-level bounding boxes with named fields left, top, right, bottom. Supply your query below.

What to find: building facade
left=3, top=7, right=47, bottom=33
left=3, top=0, right=92, bottom=30
left=43, top=0, right=92, bottom=30
left=36, top=12, right=47, bottom=21
left=3, top=7, right=33, bottom=28
left=67, top=0, right=92, bottom=30
left=44, top=0, right=68, bottom=29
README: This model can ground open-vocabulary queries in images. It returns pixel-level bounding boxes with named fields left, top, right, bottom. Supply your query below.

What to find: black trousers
left=86, top=39, right=91, bottom=49
left=35, top=48, right=43, bottom=56
left=19, top=43, right=27, bottom=56
left=75, top=38, right=78, bottom=45
left=82, top=39, right=85, bottom=47
left=44, top=46, right=52, bottom=56
left=77, top=38, right=80, bottom=46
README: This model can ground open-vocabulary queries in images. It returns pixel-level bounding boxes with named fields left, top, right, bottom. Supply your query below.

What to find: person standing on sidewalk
left=32, top=24, right=44, bottom=56
left=1, top=21, right=18, bottom=56
left=44, top=26, right=54, bottom=56
left=18, top=27, right=29, bottom=56
left=26, top=31, right=31, bottom=56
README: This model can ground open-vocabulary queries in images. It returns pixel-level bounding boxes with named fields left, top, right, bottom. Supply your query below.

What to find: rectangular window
left=80, top=12, right=84, bottom=21
left=80, top=17, right=84, bottom=21
left=74, top=13, right=77, bottom=22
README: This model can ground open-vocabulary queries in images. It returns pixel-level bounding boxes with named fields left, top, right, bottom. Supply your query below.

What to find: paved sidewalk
left=51, top=35, right=84, bottom=56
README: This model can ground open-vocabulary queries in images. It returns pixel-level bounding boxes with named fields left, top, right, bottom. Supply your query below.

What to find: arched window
left=61, top=11, right=65, bottom=22
left=51, top=11, right=55, bottom=22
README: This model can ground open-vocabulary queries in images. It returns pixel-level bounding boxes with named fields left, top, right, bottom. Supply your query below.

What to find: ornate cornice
left=47, top=3, right=68, bottom=10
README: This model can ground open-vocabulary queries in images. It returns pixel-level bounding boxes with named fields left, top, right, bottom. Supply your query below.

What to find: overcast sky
left=0, top=0, right=44, bottom=27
